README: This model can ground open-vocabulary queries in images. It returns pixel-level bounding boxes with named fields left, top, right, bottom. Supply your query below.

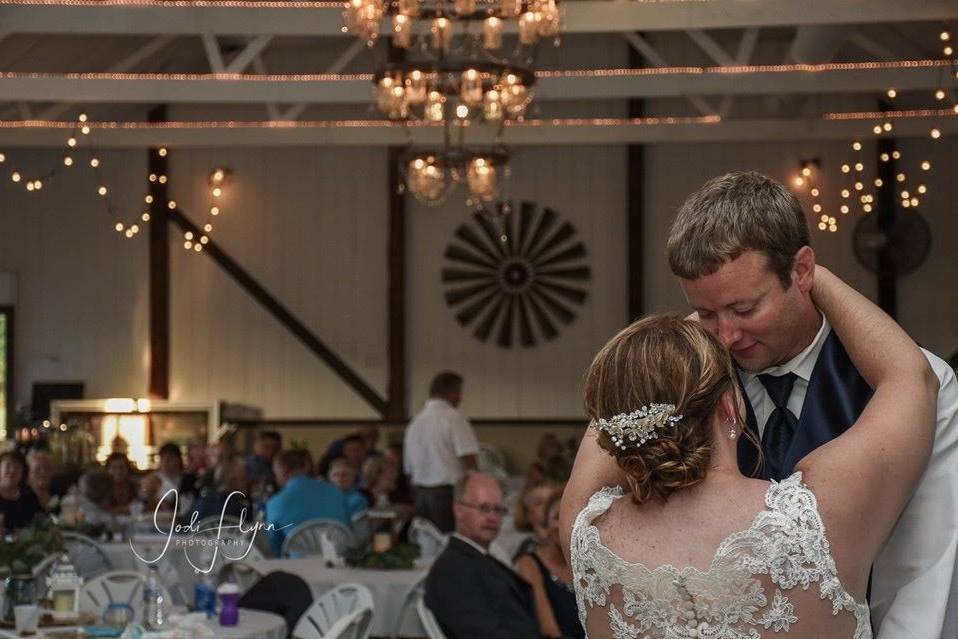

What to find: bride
left=559, top=267, right=938, bottom=638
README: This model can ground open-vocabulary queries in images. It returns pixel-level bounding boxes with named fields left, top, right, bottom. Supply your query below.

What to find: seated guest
left=359, top=455, right=398, bottom=509
left=425, top=472, right=540, bottom=639
left=192, top=456, right=253, bottom=522
left=357, top=425, right=382, bottom=458
left=61, top=470, right=114, bottom=527
left=513, top=481, right=558, bottom=558
left=245, top=430, right=282, bottom=495
left=361, top=452, right=415, bottom=540
left=265, top=449, right=351, bottom=556
left=515, top=487, right=583, bottom=639
left=141, top=442, right=197, bottom=514
left=327, top=457, right=368, bottom=520
left=0, top=450, right=42, bottom=532
left=105, top=452, right=138, bottom=514
left=26, top=448, right=57, bottom=511
left=317, top=434, right=367, bottom=478
left=525, top=435, right=571, bottom=486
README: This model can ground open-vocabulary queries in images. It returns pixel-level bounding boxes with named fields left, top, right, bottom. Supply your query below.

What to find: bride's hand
left=809, top=265, right=836, bottom=307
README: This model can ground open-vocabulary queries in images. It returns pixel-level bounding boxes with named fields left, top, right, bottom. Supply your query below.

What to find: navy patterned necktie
left=758, top=372, right=799, bottom=480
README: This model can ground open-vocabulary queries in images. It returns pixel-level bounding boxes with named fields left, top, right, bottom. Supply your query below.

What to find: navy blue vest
left=737, top=330, right=875, bottom=480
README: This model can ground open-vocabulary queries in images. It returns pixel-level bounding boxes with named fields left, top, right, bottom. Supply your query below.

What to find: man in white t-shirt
left=404, top=371, right=479, bottom=532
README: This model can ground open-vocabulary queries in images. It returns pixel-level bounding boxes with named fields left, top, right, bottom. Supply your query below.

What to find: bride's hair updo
left=584, top=314, right=741, bottom=504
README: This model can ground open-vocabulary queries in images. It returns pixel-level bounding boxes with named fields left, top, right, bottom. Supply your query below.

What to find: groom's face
left=680, top=250, right=810, bottom=372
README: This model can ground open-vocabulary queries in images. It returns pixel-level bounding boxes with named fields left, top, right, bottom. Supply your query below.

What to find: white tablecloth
left=8, top=609, right=285, bottom=639
left=200, top=608, right=286, bottom=639
left=249, top=558, right=428, bottom=637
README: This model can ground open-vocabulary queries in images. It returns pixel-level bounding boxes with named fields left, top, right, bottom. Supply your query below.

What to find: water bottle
left=142, top=565, right=166, bottom=630
left=193, top=574, right=217, bottom=618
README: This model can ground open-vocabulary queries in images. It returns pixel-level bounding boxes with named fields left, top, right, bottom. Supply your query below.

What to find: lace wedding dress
left=570, top=473, right=871, bottom=638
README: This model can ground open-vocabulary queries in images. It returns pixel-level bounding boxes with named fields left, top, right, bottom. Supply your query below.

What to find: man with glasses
left=425, top=473, right=541, bottom=639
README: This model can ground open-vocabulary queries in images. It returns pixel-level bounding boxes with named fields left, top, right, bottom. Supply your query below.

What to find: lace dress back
left=570, top=473, right=871, bottom=638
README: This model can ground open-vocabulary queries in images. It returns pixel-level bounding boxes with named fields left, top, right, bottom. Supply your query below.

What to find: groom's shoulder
left=920, top=347, right=957, bottom=395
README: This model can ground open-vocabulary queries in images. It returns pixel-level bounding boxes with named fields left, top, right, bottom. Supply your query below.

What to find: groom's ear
left=792, top=246, right=815, bottom=294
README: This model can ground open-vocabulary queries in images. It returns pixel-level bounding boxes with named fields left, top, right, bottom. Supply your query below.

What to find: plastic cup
left=14, top=604, right=39, bottom=634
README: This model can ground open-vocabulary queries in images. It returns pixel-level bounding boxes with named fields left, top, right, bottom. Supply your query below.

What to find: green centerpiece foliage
left=0, top=516, right=64, bottom=576
left=344, top=542, right=421, bottom=570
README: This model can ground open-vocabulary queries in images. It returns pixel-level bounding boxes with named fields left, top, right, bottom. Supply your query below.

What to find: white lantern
left=47, top=554, right=83, bottom=621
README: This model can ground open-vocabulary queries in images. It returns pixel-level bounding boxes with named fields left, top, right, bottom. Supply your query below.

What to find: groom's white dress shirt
left=740, top=315, right=958, bottom=638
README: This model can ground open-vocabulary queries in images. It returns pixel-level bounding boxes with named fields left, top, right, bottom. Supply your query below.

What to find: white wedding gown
left=570, top=473, right=871, bottom=638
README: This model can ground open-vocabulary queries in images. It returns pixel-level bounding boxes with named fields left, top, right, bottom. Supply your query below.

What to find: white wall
left=0, top=135, right=954, bottom=426
left=407, top=144, right=629, bottom=418
left=167, top=147, right=388, bottom=418
left=0, top=148, right=149, bottom=411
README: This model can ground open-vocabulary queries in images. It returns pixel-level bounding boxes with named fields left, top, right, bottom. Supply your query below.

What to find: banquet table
left=248, top=558, right=428, bottom=637
left=199, top=608, right=286, bottom=639
left=1, top=609, right=285, bottom=639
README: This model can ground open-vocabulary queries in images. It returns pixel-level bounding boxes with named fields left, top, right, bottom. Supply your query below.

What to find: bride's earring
left=728, top=419, right=737, bottom=440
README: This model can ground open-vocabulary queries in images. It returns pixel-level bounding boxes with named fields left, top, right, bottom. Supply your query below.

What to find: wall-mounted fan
left=853, top=210, right=931, bottom=276
left=441, top=201, right=591, bottom=348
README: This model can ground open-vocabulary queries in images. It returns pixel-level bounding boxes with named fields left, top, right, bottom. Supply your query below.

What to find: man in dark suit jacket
left=425, top=472, right=541, bottom=639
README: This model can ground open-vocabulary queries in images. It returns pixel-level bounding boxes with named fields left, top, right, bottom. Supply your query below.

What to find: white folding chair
left=416, top=597, right=448, bottom=639
left=217, top=559, right=267, bottom=594
left=61, top=531, right=115, bottom=580
left=78, top=570, right=173, bottom=621
left=477, top=443, right=509, bottom=480
left=409, top=517, right=448, bottom=560
left=291, top=583, right=375, bottom=639
left=282, top=518, right=357, bottom=558
left=390, top=577, right=425, bottom=639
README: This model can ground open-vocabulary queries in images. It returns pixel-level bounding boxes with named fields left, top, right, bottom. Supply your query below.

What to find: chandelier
left=343, top=0, right=561, bottom=51
left=343, top=0, right=560, bottom=208
left=401, top=144, right=510, bottom=208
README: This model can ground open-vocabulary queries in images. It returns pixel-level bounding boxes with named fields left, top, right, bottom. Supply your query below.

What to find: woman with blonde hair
left=516, top=485, right=584, bottom=639
left=559, top=268, right=938, bottom=638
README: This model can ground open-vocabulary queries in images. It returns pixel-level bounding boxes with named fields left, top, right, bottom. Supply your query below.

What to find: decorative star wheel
left=441, top=201, right=590, bottom=348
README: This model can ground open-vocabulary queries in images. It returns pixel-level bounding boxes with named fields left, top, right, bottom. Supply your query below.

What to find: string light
left=89, top=157, right=99, bottom=167
left=63, top=156, right=73, bottom=166
left=887, top=88, right=897, bottom=98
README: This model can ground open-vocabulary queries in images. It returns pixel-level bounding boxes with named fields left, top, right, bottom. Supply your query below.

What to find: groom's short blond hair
left=666, top=171, right=810, bottom=289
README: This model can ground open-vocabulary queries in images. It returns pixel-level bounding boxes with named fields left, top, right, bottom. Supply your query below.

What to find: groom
left=666, top=171, right=958, bottom=638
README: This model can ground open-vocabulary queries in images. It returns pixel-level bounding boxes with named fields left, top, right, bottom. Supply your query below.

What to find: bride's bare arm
left=559, top=426, right=625, bottom=561
left=796, top=267, right=937, bottom=578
